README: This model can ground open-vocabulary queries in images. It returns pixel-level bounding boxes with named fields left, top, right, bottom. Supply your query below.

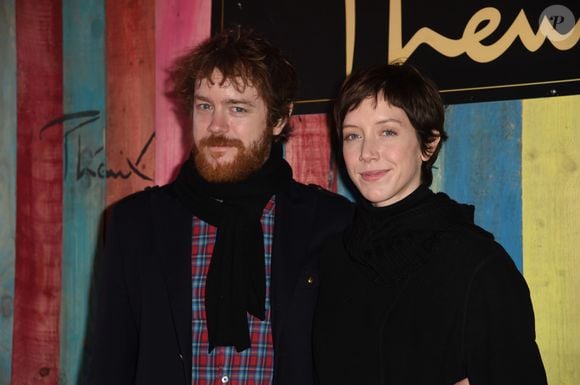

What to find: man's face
left=192, top=69, right=285, bottom=182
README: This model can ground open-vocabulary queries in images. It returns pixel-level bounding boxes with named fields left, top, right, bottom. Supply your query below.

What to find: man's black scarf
left=173, top=143, right=292, bottom=352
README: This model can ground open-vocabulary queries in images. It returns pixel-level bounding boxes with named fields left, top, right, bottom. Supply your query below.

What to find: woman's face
left=342, top=96, right=431, bottom=207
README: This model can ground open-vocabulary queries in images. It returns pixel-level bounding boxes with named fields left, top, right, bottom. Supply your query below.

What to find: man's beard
left=192, top=129, right=273, bottom=183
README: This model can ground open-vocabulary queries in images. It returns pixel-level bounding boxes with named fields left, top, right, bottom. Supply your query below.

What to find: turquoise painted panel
left=0, top=2, right=16, bottom=384
left=443, top=101, right=523, bottom=270
left=336, top=168, right=356, bottom=202
left=60, top=1, right=106, bottom=384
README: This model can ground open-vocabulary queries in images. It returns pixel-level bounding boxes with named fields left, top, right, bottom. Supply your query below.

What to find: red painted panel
left=106, top=0, right=156, bottom=206
left=285, top=113, right=337, bottom=191
left=13, top=1, right=63, bottom=384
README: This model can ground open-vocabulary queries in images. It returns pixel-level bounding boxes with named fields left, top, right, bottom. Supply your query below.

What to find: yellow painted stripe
left=522, top=95, right=580, bottom=385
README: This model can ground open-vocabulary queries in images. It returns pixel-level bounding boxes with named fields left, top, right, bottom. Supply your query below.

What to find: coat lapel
left=151, top=187, right=193, bottom=381
left=271, top=182, right=317, bottom=344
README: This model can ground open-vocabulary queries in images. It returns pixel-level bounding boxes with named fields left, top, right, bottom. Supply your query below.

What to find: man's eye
left=232, top=106, right=247, bottom=113
left=197, top=103, right=212, bottom=111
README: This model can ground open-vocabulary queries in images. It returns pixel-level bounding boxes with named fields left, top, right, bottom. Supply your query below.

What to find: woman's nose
left=359, top=138, right=379, bottom=162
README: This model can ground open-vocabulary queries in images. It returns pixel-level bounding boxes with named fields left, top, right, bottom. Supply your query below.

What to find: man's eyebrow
left=193, top=95, right=210, bottom=102
left=224, top=98, right=256, bottom=107
left=193, top=95, right=257, bottom=107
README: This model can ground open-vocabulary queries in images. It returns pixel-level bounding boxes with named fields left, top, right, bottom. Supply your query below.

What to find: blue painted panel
left=443, top=101, right=523, bottom=270
left=60, top=1, right=106, bottom=384
left=0, top=2, right=17, bottom=384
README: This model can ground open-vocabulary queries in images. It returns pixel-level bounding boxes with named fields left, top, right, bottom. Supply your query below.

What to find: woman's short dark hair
left=168, top=27, right=297, bottom=142
left=334, top=62, right=447, bottom=186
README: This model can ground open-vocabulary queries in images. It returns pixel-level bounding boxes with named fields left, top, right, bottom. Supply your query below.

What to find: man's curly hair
left=167, top=27, right=297, bottom=142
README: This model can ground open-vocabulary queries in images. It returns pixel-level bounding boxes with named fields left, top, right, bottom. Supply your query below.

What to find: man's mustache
left=200, top=135, right=244, bottom=149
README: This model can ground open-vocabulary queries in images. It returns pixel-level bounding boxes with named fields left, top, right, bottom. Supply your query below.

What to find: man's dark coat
left=92, top=180, right=353, bottom=385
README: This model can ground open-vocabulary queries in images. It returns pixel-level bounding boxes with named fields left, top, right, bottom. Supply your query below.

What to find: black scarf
left=344, top=185, right=477, bottom=285
left=173, top=143, right=292, bottom=352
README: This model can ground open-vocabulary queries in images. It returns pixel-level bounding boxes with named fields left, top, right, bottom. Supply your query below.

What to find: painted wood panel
left=155, top=0, right=211, bottom=184
left=285, top=114, right=337, bottom=190
left=12, top=1, right=63, bottom=384
left=443, top=101, right=523, bottom=270
left=0, top=2, right=578, bottom=384
left=60, top=1, right=106, bottom=384
left=106, top=0, right=156, bottom=206
left=522, top=95, right=580, bottom=385
left=0, top=2, right=16, bottom=384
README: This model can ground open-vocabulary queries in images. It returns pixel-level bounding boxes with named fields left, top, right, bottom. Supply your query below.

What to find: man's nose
left=208, top=110, right=228, bottom=134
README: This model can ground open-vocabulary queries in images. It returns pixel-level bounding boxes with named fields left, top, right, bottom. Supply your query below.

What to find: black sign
left=213, top=0, right=579, bottom=113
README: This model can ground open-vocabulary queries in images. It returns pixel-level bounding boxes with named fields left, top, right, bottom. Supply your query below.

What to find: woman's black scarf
left=344, top=185, right=477, bottom=285
left=173, top=143, right=292, bottom=352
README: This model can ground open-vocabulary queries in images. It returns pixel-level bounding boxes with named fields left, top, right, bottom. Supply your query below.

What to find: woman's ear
left=273, top=103, right=294, bottom=136
left=421, top=131, right=441, bottom=161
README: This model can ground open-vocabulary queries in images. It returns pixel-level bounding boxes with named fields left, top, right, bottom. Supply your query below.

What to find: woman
left=314, top=63, right=547, bottom=385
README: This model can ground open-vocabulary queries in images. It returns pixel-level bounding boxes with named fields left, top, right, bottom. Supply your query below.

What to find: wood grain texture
left=0, top=2, right=16, bottom=383
left=155, top=0, right=211, bottom=184
left=443, top=101, right=523, bottom=270
left=60, top=1, right=106, bottom=384
left=106, top=0, right=156, bottom=206
left=13, top=1, right=63, bottom=384
left=522, top=95, right=580, bottom=385
left=285, top=114, right=337, bottom=191
left=430, top=146, right=446, bottom=193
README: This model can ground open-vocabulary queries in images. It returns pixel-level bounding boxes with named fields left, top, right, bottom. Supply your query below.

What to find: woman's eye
left=381, top=129, right=397, bottom=136
left=343, top=133, right=360, bottom=141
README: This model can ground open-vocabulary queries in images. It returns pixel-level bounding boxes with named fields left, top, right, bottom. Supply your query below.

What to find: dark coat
left=314, top=194, right=547, bottom=385
left=92, top=180, right=353, bottom=385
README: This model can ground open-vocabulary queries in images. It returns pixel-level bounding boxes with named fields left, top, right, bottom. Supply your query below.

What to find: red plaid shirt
left=191, top=198, right=275, bottom=385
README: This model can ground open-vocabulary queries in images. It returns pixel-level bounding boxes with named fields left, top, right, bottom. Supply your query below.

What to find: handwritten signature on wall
left=40, top=110, right=154, bottom=182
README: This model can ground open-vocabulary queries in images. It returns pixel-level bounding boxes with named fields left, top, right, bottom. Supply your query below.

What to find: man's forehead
left=194, top=71, right=265, bottom=104
left=195, top=69, right=255, bottom=90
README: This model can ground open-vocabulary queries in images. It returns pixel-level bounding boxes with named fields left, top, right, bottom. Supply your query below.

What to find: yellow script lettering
left=388, top=0, right=580, bottom=63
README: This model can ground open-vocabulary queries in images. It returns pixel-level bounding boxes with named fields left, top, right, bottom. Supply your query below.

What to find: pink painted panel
left=155, top=0, right=212, bottom=184
left=106, top=0, right=156, bottom=206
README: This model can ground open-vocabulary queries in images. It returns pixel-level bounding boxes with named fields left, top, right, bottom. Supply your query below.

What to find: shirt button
left=221, top=375, right=229, bottom=383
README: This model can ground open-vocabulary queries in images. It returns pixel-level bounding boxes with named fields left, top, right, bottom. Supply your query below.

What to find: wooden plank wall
left=0, top=1, right=17, bottom=383
left=12, top=1, right=63, bottom=384
left=443, top=101, right=523, bottom=269
left=0, top=2, right=577, bottom=384
left=105, top=0, right=156, bottom=206
left=60, top=1, right=106, bottom=384
left=155, top=0, right=211, bottom=185
left=522, top=95, right=580, bottom=385
left=286, top=114, right=337, bottom=190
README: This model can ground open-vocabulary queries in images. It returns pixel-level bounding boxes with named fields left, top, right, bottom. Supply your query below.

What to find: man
left=92, top=27, right=352, bottom=385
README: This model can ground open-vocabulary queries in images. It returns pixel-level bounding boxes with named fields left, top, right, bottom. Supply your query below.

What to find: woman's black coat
left=314, top=191, right=546, bottom=385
